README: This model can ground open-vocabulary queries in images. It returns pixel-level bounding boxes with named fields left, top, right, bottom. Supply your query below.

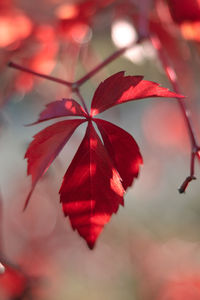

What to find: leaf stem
left=8, top=62, right=73, bottom=87
left=151, top=34, right=200, bottom=192
left=73, top=87, right=89, bottom=115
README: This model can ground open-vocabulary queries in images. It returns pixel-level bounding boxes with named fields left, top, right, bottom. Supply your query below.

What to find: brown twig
left=8, top=62, right=73, bottom=87
left=8, top=44, right=137, bottom=117
left=150, top=34, right=200, bottom=193
left=73, top=86, right=89, bottom=116
left=74, top=45, right=131, bottom=86
left=8, top=40, right=138, bottom=90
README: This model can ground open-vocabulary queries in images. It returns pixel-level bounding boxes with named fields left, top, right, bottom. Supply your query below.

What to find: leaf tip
left=174, top=93, right=185, bottom=99
left=24, top=122, right=35, bottom=127
left=7, top=61, right=13, bottom=67
left=23, top=186, right=34, bottom=211
left=87, top=241, right=95, bottom=250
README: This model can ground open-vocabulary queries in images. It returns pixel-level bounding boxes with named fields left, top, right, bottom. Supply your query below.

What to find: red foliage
left=95, top=119, right=142, bottom=190
left=25, top=72, right=182, bottom=248
left=56, top=0, right=115, bottom=43
left=24, top=119, right=86, bottom=210
left=14, top=25, right=58, bottom=93
left=32, top=98, right=88, bottom=124
left=90, top=72, right=182, bottom=116
left=157, top=277, right=200, bottom=300
left=0, top=264, right=27, bottom=299
left=167, top=0, right=200, bottom=24
left=0, top=8, right=32, bottom=48
left=60, top=122, right=124, bottom=249
left=166, top=0, right=200, bottom=41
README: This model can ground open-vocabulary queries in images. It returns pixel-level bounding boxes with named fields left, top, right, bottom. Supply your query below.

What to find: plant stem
left=8, top=43, right=135, bottom=89
left=0, top=190, right=3, bottom=258
left=137, top=0, right=152, bottom=39
left=74, top=87, right=89, bottom=115
left=75, top=44, right=134, bottom=86
left=151, top=35, right=199, bottom=192
left=8, top=62, right=73, bottom=87
left=8, top=44, right=138, bottom=116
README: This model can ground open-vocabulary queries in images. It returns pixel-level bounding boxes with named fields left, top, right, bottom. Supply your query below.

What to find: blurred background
left=0, top=0, right=200, bottom=299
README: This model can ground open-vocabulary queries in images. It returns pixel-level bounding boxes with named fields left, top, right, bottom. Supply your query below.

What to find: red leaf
left=95, top=119, right=143, bottom=190
left=0, top=265, right=27, bottom=298
left=29, top=98, right=87, bottom=125
left=24, top=119, right=85, bottom=209
left=60, top=122, right=124, bottom=249
left=90, top=71, right=184, bottom=116
left=90, top=72, right=142, bottom=116
left=167, top=0, right=200, bottom=24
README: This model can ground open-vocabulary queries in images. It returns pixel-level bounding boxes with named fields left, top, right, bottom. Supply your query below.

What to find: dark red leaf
left=0, top=265, right=27, bottom=298
left=29, top=98, right=87, bottom=125
left=90, top=72, right=142, bottom=116
left=95, top=118, right=143, bottom=190
left=24, top=119, right=85, bottom=209
left=167, top=0, right=200, bottom=24
left=90, top=71, right=184, bottom=116
left=60, top=122, right=124, bottom=249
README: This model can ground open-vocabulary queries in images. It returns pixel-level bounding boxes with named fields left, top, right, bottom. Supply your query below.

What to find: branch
left=75, top=45, right=132, bottom=86
left=8, top=62, right=73, bottom=87
left=150, top=34, right=200, bottom=192
left=8, top=41, right=139, bottom=92
left=73, top=86, right=89, bottom=116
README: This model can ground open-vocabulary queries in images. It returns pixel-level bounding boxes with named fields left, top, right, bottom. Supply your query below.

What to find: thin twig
left=8, top=62, right=73, bottom=87
left=137, top=0, right=153, bottom=39
left=8, top=44, right=134, bottom=89
left=8, top=34, right=146, bottom=93
left=75, top=43, right=136, bottom=86
left=151, top=34, right=200, bottom=192
left=73, top=87, right=89, bottom=116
